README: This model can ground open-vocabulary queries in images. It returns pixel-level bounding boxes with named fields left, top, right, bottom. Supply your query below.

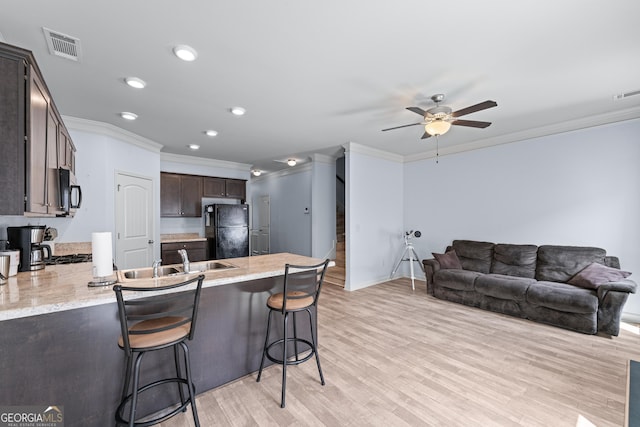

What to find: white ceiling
left=2, top=1, right=640, bottom=173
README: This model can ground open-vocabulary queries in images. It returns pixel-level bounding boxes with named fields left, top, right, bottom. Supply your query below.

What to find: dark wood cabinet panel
left=27, top=69, right=49, bottom=215
left=57, top=126, right=75, bottom=173
left=160, top=173, right=182, bottom=216
left=203, top=177, right=225, bottom=197
left=160, top=173, right=202, bottom=217
left=181, top=174, right=203, bottom=217
left=161, top=240, right=207, bottom=264
left=0, top=51, right=26, bottom=215
left=225, top=178, right=246, bottom=200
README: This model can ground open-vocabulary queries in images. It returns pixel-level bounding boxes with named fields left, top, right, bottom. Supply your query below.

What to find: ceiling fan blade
left=451, top=100, right=497, bottom=117
left=451, top=119, right=492, bottom=128
left=420, top=132, right=432, bottom=139
left=381, top=122, right=423, bottom=131
left=406, top=106, right=427, bottom=116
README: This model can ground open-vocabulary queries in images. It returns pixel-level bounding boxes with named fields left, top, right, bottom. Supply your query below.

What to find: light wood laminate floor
left=160, top=278, right=640, bottom=426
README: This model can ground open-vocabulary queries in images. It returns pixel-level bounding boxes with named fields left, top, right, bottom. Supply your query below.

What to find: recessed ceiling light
left=251, top=169, right=262, bottom=176
left=287, top=159, right=297, bottom=167
left=124, top=77, right=146, bottom=89
left=230, top=106, right=246, bottom=116
left=173, top=45, right=198, bottom=62
left=120, top=112, right=138, bottom=120
left=188, top=144, right=200, bottom=150
left=205, top=130, right=218, bottom=137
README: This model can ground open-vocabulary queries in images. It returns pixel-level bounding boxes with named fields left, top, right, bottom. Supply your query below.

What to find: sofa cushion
left=475, top=274, right=536, bottom=302
left=535, top=245, right=606, bottom=283
left=432, top=250, right=462, bottom=269
left=452, top=240, right=494, bottom=273
left=491, top=244, right=538, bottom=278
left=526, top=281, right=598, bottom=314
left=434, top=269, right=483, bottom=292
left=567, top=262, right=632, bottom=290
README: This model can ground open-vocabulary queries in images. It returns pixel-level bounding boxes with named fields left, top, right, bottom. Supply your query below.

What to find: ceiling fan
left=382, top=94, right=498, bottom=139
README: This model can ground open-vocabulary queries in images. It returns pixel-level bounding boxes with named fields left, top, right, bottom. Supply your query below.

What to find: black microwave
left=59, top=168, right=82, bottom=216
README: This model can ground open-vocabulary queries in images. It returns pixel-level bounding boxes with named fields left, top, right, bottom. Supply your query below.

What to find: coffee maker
left=7, top=226, right=52, bottom=272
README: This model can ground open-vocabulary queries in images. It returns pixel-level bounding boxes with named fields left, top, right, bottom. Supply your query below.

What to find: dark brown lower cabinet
left=161, top=240, right=207, bottom=265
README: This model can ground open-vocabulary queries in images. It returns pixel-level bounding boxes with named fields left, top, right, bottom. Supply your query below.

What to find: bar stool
left=113, top=274, right=204, bottom=427
left=256, top=259, right=330, bottom=408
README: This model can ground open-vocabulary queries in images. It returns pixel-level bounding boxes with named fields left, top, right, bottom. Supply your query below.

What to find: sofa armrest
left=423, top=259, right=440, bottom=296
left=597, top=279, right=636, bottom=336
left=597, top=279, right=637, bottom=297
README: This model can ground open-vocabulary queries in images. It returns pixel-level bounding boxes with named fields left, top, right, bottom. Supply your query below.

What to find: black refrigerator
left=204, top=204, right=250, bottom=259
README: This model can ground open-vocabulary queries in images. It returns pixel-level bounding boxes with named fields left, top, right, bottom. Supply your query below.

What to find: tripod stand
left=390, top=233, right=425, bottom=290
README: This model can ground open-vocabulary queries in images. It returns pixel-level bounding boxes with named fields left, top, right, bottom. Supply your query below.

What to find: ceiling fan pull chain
left=436, top=135, right=439, bottom=164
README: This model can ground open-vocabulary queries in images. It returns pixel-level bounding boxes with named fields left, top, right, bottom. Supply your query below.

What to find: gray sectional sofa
left=422, top=240, right=636, bottom=336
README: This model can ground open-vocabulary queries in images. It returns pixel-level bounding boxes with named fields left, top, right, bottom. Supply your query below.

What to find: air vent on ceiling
left=613, top=90, right=640, bottom=101
left=42, top=27, right=82, bottom=61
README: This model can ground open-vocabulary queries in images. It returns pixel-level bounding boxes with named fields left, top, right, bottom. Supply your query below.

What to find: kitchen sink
left=118, top=260, right=237, bottom=281
left=122, top=266, right=182, bottom=280
left=186, top=260, right=237, bottom=272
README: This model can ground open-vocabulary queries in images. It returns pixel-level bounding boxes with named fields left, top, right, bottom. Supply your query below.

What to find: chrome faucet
left=178, top=249, right=190, bottom=273
left=152, top=259, right=162, bottom=278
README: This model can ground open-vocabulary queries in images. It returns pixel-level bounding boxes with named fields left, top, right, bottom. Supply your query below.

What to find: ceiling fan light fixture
left=287, top=159, right=297, bottom=167
left=425, top=120, right=451, bottom=136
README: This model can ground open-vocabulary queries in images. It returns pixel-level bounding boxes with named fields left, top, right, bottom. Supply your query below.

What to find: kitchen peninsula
left=0, top=253, right=329, bottom=426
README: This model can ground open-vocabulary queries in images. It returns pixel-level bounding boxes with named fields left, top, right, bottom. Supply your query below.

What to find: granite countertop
left=0, top=253, right=329, bottom=321
left=161, top=233, right=207, bottom=243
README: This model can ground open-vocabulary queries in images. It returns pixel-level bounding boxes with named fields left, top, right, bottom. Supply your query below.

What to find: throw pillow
left=568, top=262, right=631, bottom=289
left=432, top=250, right=463, bottom=269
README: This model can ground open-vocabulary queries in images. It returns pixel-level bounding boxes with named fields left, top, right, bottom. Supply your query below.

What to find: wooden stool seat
left=117, top=316, right=191, bottom=350
left=267, top=291, right=314, bottom=311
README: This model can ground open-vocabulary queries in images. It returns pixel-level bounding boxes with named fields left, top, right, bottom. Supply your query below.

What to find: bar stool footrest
left=116, top=377, right=194, bottom=427
left=265, top=337, right=315, bottom=366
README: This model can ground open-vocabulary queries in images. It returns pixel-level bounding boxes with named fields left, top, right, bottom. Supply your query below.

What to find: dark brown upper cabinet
left=203, top=177, right=246, bottom=201
left=0, top=41, right=76, bottom=216
left=161, top=173, right=203, bottom=217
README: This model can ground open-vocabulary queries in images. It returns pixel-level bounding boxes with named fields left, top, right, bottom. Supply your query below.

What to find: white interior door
left=252, top=195, right=270, bottom=255
left=115, top=172, right=154, bottom=269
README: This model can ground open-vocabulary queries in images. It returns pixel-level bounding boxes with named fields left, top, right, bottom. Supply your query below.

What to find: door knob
left=148, top=240, right=154, bottom=244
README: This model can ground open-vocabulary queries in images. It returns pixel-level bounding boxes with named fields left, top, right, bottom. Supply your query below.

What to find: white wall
left=251, top=165, right=313, bottom=256
left=403, top=118, right=640, bottom=316
left=345, top=143, right=404, bottom=291
left=311, top=154, right=337, bottom=260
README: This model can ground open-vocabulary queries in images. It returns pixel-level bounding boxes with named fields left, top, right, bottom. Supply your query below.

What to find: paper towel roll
left=92, top=232, right=113, bottom=278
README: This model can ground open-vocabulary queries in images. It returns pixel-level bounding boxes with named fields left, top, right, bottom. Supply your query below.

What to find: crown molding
left=312, top=153, right=338, bottom=165
left=62, top=116, right=163, bottom=152
left=160, top=152, right=252, bottom=171
left=404, top=106, right=640, bottom=163
left=342, top=141, right=403, bottom=163
left=251, top=162, right=312, bottom=182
